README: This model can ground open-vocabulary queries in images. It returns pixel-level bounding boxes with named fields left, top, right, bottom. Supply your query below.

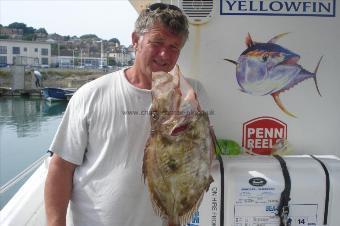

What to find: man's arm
left=45, top=154, right=77, bottom=226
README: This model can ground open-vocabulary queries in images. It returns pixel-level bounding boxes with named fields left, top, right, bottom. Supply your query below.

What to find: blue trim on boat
left=41, top=88, right=76, bottom=101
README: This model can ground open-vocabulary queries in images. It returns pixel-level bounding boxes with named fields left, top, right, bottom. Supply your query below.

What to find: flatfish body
left=143, top=66, right=215, bottom=226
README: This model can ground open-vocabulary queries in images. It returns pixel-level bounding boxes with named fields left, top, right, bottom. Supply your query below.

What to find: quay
left=0, top=87, right=42, bottom=97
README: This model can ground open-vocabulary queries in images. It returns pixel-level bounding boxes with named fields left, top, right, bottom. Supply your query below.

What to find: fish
left=143, top=65, right=215, bottom=226
left=225, top=33, right=323, bottom=117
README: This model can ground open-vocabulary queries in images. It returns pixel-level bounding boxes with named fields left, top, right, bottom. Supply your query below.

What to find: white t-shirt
left=34, top=70, right=42, bottom=79
left=49, top=68, right=211, bottom=226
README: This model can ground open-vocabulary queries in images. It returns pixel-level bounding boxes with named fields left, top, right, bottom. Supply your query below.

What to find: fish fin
left=142, top=141, right=150, bottom=182
left=209, top=126, right=218, bottom=159
left=174, top=64, right=181, bottom=84
left=147, top=178, right=172, bottom=221
left=179, top=175, right=213, bottom=226
left=176, top=65, right=200, bottom=111
left=151, top=198, right=169, bottom=223
left=224, top=58, right=238, bottom=65
left=239, top=88, right=247, bottom=93
left=313, top=56, right=323, bottom=97
left=280, top=55, right=300, bottom=65
left=271, top=93, right=297, bottom=118
left=268, top=32, right=290, bottom=43
left=167, top=221, right=180, bottom=226
left=178, top=192, right=204, bottom=226
left=143, top=140, right=170, bottom=219
left=245, top=32, right=254, bottom=48
left=173, top=64, right=180, bottom=88
left=175, top=64, right=180, bottom=73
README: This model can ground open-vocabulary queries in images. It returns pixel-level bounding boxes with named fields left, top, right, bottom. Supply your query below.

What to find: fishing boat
left=41, top=87, right=77, bottom=101
left=1, top=153, right=340, bottom=226
left=0, top=87, right=12, bottom=96
left=0, top=154, right=73, bottom=225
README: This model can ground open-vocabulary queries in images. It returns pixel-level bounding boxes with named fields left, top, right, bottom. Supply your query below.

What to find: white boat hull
left=0, top=159, right=73, bottom=226
left=2, top=155, right=340, bottom=226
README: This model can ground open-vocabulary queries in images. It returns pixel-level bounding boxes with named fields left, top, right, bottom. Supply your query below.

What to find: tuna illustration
left=143, top=66, right=215, bottom=226
left=225, top=33, right=323, bottom=117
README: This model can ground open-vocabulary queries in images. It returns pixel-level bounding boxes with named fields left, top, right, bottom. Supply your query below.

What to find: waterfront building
left=50, top=56, right=107, bottom=68
left=0, top=39, right=51, bottom=67
left=108, top=46, right=134, bottom=66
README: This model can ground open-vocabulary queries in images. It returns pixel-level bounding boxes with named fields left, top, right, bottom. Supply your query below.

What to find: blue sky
left=0, top=0, right=138, bottom=46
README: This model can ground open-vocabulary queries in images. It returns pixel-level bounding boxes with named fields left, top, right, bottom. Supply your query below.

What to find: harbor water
left=0, top=96, right=67, bottom=209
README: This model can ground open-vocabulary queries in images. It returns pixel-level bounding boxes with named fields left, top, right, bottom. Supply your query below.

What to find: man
left=33, top=69, right=42, bottom=87
left=45, top=3, right=211, bottom=226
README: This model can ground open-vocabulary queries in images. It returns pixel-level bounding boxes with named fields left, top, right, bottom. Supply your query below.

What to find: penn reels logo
left=242, top=116, right=287, bottom=155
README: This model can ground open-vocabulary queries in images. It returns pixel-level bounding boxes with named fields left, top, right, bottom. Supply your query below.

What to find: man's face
left=133, top=24, right=184, bottom=75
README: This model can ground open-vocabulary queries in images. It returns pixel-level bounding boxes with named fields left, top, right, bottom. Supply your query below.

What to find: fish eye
left=262, top=54, right=269, bottom=62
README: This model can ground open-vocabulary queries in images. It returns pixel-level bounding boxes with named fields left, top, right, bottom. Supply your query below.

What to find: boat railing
left=0, top=151, right=52, bottom=194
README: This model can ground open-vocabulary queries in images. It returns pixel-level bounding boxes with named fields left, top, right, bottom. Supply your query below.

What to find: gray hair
left=134, top=5, right=189, bottom=44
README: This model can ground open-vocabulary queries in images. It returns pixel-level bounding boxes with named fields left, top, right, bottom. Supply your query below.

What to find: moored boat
left=41, top=87, right=77, bottom=101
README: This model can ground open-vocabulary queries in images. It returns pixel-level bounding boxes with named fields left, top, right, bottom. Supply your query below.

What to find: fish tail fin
left=313, top=56, right=323, bottom=97
left=167, top=217, right=180, bottom=226
left=167, top=222, right=180, bottom=226
left=272, top=93, right=297, bottom=118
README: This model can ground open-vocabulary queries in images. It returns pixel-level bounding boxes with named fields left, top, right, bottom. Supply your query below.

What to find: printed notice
left=235, top=205, right=279, bottom=225
left=234, top=181, right=318, bottom=225
left=234, top=204, right=318, bottom=226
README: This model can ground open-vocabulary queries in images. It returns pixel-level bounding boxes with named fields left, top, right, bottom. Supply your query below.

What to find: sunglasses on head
left=147, top=3, right=181, bottom=12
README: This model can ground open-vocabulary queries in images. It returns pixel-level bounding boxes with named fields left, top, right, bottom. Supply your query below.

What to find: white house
left=108, top=48, right=134, bottom=66
left=0, top=40, right=51, bottom=67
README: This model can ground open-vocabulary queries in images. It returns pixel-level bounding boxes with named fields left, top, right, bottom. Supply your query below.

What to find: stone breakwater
left=0, top=68, right=109, bottom=89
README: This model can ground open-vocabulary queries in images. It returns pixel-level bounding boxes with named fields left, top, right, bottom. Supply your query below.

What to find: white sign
left=220, top=0, right=336, bottom=16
